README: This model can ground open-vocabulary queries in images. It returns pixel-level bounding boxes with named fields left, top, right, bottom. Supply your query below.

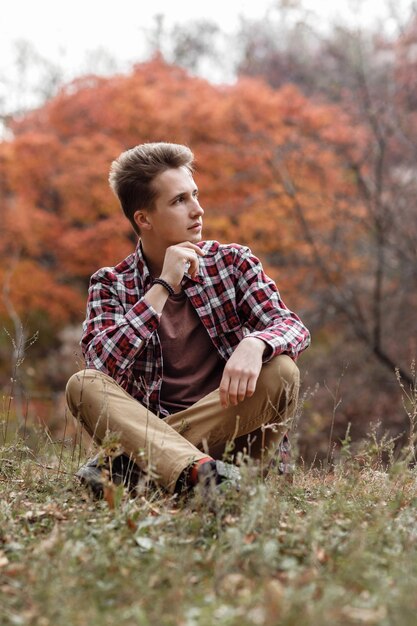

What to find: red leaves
left=0, top=57, right=359, bottom=328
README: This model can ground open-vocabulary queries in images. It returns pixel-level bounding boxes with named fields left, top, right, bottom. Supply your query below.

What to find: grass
left=2, top=432, right=417, bottom=626
left=1, top=357, right=415, bottom=625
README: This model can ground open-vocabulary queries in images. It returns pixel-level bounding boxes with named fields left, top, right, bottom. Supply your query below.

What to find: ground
left=1, top=434, right=417, bottom=626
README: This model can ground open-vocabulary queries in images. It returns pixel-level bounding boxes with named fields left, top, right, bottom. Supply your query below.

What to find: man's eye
left=175, top=197, right=184, bottom=203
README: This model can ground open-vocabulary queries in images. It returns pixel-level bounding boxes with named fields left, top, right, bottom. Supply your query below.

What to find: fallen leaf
left=341, top=606, right=387, bottom=623
left=44, top=504, right=67, bottom=520
left=135, top=536, right=154, bottom=552
left=315, top=547, right=328, bottom=564
left=3, top=563, right=25, bottom=577
left=126, top=517, right=138, bottom=532
left=0, top=552, right=10, bottom=568
left=1, top=584, right=18, bottom=596
left=23, top=510, right=47, bottom=522
left=104, top=484, right=115, bottom=510
left=264, top=579, right=284, bottom=621
left=34, top=523, right=60, bottom=555
left=222, top=573, right=251, bottom=597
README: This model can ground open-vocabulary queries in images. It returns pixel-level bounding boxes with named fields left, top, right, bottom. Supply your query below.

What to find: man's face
left=140, top=166, right=204, bottom=247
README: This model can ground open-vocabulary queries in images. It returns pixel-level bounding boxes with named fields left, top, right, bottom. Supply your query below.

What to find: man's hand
left=144, top=242, right=204, bottom=314
left=160, top=242, right=205, bottom=289
left=219, top=337, right=266, bottom=408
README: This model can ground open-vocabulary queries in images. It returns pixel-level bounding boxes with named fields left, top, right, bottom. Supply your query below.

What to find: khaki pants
left=66, top=355, right=299, bottom=493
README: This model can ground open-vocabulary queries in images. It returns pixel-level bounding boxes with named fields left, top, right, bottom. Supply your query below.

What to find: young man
left=66, top=142, right=310, bottom=497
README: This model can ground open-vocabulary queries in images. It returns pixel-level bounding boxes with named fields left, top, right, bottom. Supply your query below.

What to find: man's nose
left=191, top=199, right=204, bottom=216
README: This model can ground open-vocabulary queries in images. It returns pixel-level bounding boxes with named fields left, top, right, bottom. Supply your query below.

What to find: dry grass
left=1, top=358, right=415, bottom=625
left=2, top=432, right=417, bottom=626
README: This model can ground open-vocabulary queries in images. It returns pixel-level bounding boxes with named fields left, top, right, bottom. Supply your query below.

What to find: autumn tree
left=0, top=61, right=355, bottom=356
left=230, top=4, right=417, bottom=453
left=0, top=58, right=365, bottom=316
left=0, top=54, right=412, bottom=453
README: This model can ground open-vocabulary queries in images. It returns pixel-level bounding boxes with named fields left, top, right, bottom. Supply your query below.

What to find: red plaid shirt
left=81, top=240, right=310, bottom=417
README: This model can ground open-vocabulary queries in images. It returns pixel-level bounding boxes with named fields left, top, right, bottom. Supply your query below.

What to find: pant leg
left=166, top=354, right=299, bottom=460
left=65, top=369, right=208, bottom=492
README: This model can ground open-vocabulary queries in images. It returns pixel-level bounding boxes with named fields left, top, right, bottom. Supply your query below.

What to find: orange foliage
left=0, top=58, right=365, bottom=326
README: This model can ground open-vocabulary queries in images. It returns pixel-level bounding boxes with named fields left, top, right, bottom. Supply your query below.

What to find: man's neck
left=140, top=238, right=165, bottom=278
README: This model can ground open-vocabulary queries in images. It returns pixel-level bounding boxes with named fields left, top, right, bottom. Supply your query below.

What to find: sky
left=0, top=0, right=414, bottom=114
left=1, top=0, right=408, bottom=64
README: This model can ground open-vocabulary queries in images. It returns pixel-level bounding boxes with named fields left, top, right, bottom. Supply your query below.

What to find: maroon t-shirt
left=158, top=290, right=224, bottom=414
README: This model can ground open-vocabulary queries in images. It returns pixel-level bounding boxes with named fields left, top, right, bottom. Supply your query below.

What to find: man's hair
left=109, top=142, right=194, bottom=234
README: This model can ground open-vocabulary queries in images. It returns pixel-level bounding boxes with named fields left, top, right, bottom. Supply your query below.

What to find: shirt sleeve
left=234, top=247, right=311, bottom=361
left=80, top=269, right=160, bottom=379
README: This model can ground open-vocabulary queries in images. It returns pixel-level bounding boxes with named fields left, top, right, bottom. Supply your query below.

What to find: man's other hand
left=219, top=337, right=266, bottom=408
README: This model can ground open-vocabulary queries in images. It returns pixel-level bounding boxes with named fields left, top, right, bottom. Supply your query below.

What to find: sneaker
left=197, top=459, right=241, bottom=493
left=267, top=434, right=294, bottom=481
left=75, top=453, right=141, bottom=499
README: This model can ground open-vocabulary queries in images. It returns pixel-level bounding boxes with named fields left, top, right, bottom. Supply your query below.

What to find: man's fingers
left=161, top=243, right=205, bottom=288
left=235, top=373, right=258, bottom=403
left=219, top=340, right=264, bottom=408
left=221, top=360, right=261, bottom=408
left=184, top=252, right=199, bottom=277
left=226, top=371, right=251, bottom=406
left=245, top=375, right=257, bottom=398
left=177, top=242, right=205, bottom=256
left=219, top=374, right=230, bottom=408
left=222, top=372, right=259, bottom=407
left=189, top=243, right=205, bottom=256
left=237, top=379, right=248, bottom=403
left=174, top=244, right=202, bottom=277
left=228, top=378, right=240, bottom=406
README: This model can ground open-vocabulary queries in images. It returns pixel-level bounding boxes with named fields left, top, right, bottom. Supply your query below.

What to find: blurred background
left=0, top=0, right=416, bottom=462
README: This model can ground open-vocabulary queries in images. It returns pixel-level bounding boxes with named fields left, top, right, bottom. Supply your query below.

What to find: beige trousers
left=66, top=354, right=299, bottom=493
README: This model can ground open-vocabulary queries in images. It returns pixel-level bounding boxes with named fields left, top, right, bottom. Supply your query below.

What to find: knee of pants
left=65, top=368, right=105, bottom=413
left=256, top=354, right=300, bottom=405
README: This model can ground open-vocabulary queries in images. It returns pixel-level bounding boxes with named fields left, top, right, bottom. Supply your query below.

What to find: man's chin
left=187, top=231, right=203, bottom=243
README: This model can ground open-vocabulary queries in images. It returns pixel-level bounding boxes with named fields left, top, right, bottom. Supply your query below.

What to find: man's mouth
left=188, top=223, right=202, bottom=230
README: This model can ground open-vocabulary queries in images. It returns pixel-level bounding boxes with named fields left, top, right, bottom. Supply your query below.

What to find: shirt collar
left=134, top=239, right=152, bottom=286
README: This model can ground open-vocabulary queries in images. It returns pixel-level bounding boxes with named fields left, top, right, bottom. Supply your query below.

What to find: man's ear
left=133, top=210, right=151, bottom=232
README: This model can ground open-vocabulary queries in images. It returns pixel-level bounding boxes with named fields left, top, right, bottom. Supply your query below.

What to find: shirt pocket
left=217, top=315, right=243, bottom=349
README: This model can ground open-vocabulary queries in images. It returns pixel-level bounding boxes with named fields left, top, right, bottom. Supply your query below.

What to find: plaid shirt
left=81, top=240, right=311, bottom=417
